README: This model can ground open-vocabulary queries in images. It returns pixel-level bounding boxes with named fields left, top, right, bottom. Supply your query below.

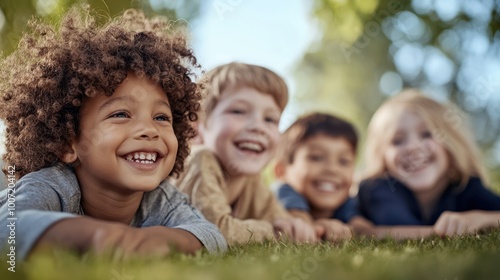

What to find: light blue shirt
left=0, top=164, right=227, bottom=260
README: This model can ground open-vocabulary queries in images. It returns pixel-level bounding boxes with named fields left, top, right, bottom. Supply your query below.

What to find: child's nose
left=246, top=114, right=267, bottom=134
left=405, top=137, right=425, bottom=154
left=136, top=120, right=159, bottom=140
left=325, top=162, right=341, bottom=175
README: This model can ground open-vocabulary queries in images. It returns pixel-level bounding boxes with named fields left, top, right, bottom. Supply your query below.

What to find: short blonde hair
left=200, top=62, right=288, bottom=120
left=363, top=89, right=487, bottom=186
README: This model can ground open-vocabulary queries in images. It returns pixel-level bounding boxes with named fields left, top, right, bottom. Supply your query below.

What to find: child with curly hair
left=356, top=89, right=500, bottom=238
left=0, top=5, right=226, bottom=260
left=174, top=62, right=317, bottom=245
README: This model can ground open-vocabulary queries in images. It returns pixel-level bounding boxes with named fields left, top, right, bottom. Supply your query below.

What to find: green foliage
left=0, top=0, right=201, bottom=57
left=3, top=230, right=500, bottom=280
left=293, top=0, right=500, bottom=189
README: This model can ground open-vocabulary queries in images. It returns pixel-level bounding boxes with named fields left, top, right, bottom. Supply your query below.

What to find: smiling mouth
left=234, top=141, right=265, bottom=154
left=401, top=156, right=433, bottom=173
left=124, top=152, right=158, bottom=164
left=314, top=181, right=342, bottom=193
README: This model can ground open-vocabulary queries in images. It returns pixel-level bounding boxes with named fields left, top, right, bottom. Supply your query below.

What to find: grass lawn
left=2, top=230, right=500, bottom=280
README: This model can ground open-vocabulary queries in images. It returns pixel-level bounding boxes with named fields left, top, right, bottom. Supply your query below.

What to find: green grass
left=2, top=230, right=500, bottom=280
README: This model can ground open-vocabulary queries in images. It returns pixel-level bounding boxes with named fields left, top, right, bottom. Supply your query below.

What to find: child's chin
left=126, top=180, right=162, bottom=192
left=405, top=180, right=438, bottom=192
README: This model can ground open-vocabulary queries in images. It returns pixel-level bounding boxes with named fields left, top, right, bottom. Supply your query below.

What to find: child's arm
left=177, top=153, right=279, bottom=244
left=432, top=178, right=500, bottom=236
left=185, top=176, right=317, bottom=244
left=264, top=189, right=317, bottom=243
left=150, top=182, right=227, bottom=253
left=275, top=184, right=313, bottom=224
left=313, top=218, right=352, bottom=241
left=288, top=209, right=314, bottom=224
left=272, top=217, right=318, bottom=243
left=350, top=216, right=434, bottom=240
left=274, top=184, right=322, bottom=239
left=32, top=217, right=199, bottom=258
left=434, top=210, right=500, bottom=236
left=176, top=149, right=316, bottom=244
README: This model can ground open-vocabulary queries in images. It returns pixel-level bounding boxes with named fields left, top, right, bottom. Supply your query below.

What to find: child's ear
left=61, top=143, right=78, bottom=164
left=274, top=160, right=286, bottom=179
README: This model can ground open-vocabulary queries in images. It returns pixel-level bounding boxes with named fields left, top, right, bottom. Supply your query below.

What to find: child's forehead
left=390, top=108, right=432, bottom=132
left=300, top=134, right=355, bottom=153
left=218, top=86, right=282, bottom=110
left=82, top=74, right=170, bottom=109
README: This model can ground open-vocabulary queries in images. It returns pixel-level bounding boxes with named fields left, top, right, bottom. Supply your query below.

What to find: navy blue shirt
left=358, top=176, right=500, bottom=225
left=276, top=183, right=359, bottom=223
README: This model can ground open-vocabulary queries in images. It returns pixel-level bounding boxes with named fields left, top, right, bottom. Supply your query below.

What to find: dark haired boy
left=274, top=112, right=359, bottom=241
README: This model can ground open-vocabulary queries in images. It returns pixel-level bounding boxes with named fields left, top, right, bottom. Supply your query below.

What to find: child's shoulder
left=359, top=176, right=401, bottom=190
left=189, top=145, right=216, bottom=160
left=186, top=145, right=223, bottom=170
left=1, top=164, right=80, bottom=209
left=142, top=179, right=186, bottom=208
left=17, top=164, right=78, bottom=189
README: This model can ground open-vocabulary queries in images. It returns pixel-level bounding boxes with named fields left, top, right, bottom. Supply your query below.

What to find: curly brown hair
left=0, top=5, right=202, bottom=178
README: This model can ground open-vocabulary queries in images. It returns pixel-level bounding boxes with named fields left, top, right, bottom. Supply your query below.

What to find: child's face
left=67, top=74, right=177, bottom=192
left=384, top=110, right=449, bottom=194
left=281, top=135, right=355, bottom=212
left=199, top=86, right=281, bottom=176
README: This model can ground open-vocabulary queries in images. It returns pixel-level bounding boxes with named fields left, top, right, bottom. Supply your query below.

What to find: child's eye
left=339, top=158, right=353, bottom=166
left=265, top=116, right=279, bottom=124
left=307, top=154, right=324, bottom=162
left=391, top=138, right=404, bottom=146
left=109, top=111, right=129, bottom=118
left=229, top=109, right=245, bottom=115
left=421, top=130, right=432, bottom=139
left=154, top=114, right=172, bottom=122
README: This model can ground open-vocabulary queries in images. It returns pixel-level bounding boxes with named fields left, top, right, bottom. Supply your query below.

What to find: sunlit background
left=1, top=0, right=500, bottom=188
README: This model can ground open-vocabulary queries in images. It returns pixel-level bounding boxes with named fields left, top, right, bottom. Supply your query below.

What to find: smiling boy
left=274, top=113, right=359, bottom=241
left=0, top=6, right=226, bottom=260
left=175, top=62, right=317, bottom=245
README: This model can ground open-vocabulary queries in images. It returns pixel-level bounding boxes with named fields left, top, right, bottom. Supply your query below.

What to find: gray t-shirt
left=0, top=164, right=227, bottom=260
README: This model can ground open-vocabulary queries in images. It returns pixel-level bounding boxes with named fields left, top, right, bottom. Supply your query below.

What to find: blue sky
left=190, top=0, right=318, bottom=129
left=0, top=0, right=317, bottom=157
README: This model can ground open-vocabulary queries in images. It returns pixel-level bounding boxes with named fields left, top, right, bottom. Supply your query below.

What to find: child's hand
left=313, top=219, right=352, bottom=242
left=272, top=218, right=317, bottom=243
left=91, top=224, right=171, bottom=259
left=34, top=218, right=201, bottom=259
left=434, top=210, right=500, bottom=237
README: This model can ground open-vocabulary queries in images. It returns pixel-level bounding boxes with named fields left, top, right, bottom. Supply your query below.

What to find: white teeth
left=237, top=142, right=263, bottom=152
left=403, top=158, right=431, bottom=172
left=125, top=152, right=158, bottom=164
left=317, top=182, right=338, bottom=192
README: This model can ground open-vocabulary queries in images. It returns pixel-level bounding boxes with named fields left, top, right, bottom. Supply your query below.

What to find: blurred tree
left=0, top=0, right=201, bottom=57
left=293, top=0, right=500, bottom=189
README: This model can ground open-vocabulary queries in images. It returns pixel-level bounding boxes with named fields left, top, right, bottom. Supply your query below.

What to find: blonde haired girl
left=357, top=89, right=500, bottom=237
